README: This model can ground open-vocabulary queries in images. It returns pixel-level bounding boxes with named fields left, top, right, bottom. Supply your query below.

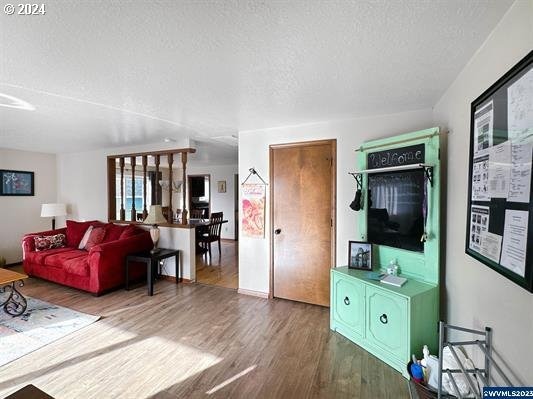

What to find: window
left=115, top=175, right=151, bottom=221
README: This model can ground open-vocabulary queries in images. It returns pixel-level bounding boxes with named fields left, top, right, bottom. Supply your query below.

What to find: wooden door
left=271, top=140, right=336, bottom=306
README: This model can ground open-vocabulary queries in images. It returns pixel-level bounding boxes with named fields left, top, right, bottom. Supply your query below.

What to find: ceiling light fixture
left=0, top=93, right=35, bottom=111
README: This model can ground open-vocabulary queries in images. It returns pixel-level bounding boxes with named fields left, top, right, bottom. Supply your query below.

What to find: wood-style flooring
left=0, top=271, right=410, bottom=398
left=196, top=240, right=238, bottom=289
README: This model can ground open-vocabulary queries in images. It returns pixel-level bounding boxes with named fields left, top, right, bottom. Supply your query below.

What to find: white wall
left=0, top=148, right=57, bottom=264
left=433, top=0, right=533, bottom=384
left=188, top=164, right=238, bottom=239
left=56, top=140, right=200, bottom=279
left=238, top=109, right=434, bottom=294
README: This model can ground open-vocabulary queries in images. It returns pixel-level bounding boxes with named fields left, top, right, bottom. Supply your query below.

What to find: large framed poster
left=466, top=50, right=533, bottom=292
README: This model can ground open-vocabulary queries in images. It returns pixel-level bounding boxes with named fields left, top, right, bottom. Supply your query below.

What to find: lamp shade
left=144, top=205, right=167, bottom=225
left=41, top=203, right=67, bottom=217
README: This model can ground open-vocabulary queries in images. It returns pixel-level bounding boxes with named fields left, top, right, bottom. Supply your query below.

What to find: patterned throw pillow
left=34, top=234, right=67, bottom=252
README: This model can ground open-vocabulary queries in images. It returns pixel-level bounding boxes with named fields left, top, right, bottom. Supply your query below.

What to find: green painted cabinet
left=330, top=267, right=439, bottom=378
left=330, top=128, right=442, bottom=378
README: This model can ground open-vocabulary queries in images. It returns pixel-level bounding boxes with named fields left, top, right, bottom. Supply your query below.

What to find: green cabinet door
left=332, top=273, right=365, bottom=337
left=366, top=286, right=408, bottom=361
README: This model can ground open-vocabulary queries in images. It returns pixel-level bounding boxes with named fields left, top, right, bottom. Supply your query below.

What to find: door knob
left=380, top=314, right=388, bottom=324
left=274, top=228, right=281, bottom=235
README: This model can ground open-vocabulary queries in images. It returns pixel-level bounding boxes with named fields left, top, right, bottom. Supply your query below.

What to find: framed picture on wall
left=348, top=241, right=372, bottom=270
left=0, top=170, right=34, bottom=196
left=217, top=180, right=226, bottom=193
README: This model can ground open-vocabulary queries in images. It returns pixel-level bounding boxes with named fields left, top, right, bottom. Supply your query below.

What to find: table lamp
left=144, top=205, right=167, bottom=252
left=41, top=203, right=67, bottom=230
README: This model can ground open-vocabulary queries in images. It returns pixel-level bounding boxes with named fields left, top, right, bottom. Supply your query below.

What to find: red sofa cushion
left=44, top=249, right=87, bottom=267
left=25, top=247, right=72, bottom=265
left=103, top=223, right=127, bottom=243
left=63, top=256, right=90, bottom=277
left=66, top=220, right=99, bottom=247
left=119, top=224, right=141, bottom=240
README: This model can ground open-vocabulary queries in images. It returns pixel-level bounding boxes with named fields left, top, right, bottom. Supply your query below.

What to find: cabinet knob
left=380, top=314, right=388, bottom=324
left=274, top=228, right=282, bottom=235
left=344, top=296, right=350, bottom=306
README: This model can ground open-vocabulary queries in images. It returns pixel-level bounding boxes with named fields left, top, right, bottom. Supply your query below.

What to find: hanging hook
left=349, top=172, right=363, bottom=191
left=241, top=167, right=268, bottom=185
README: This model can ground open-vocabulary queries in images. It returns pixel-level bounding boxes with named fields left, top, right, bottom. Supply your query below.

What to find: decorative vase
left=0, top=256, right=6, bottom=268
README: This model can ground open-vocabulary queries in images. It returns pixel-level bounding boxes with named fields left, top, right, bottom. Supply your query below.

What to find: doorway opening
left=193, top=172, right=239, bottom=289
left=188, top=174, right=210, bottom=219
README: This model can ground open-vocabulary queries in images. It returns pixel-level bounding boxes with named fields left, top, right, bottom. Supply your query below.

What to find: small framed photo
left=0, top=170, right=34, bottom=196
left=348, top=241, right=372, bottom=270
left=217, top=180, right=226, bottom=193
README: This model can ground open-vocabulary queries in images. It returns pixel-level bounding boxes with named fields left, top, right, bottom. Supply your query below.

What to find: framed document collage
left=466, top=51, right=533, bottom=292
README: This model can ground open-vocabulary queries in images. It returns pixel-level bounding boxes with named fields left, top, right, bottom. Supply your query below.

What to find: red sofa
left=22, top=221, right=153, bottom=295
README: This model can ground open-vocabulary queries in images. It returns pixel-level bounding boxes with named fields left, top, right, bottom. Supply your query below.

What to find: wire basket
left=407, top=361, right=455, bottom=399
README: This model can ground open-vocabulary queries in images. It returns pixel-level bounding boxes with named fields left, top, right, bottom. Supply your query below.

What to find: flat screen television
left=367, top=169, right=425, bottom=252
left=191, top=176, right=205, bottom=197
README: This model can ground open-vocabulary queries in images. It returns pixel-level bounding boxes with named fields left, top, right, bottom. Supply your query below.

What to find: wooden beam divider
left=181, top=152, right=188, bottom=225
left=107, top=148, right=194, bottom=225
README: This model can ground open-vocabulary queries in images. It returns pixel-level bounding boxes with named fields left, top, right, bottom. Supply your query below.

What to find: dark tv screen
left=367, top=169, right=425, bottom=252
left=191, top=177, right=205, bottom=197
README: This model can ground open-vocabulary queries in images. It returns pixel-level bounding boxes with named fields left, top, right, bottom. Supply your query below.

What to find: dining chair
left=198, top=212, right=223, bottom=259
left=191, top=209, right=204, bottom=219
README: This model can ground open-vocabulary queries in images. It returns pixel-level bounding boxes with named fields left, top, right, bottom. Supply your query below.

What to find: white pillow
left=78, top=225, right=94, bottom=249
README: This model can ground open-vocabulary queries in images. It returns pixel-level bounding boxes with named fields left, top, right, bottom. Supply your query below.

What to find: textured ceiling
left=0, top=0, right=513, bottom=157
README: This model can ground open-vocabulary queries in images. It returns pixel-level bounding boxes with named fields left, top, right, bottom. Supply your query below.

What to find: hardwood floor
left=196, top=240, right=238, bottom=289
left=0, top=272, right=410, bottom=398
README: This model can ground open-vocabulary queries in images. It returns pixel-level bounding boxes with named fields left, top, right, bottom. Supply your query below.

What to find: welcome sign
left=367, top=143, right=425, bottom=169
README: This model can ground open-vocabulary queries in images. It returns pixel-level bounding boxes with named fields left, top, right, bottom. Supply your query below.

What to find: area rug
left=0, top=297, right=100, bottom=367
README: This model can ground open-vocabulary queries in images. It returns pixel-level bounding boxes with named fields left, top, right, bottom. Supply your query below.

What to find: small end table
left=125, top=249, right=180, bottom=296
left=5, top=384, right=54, bottom=399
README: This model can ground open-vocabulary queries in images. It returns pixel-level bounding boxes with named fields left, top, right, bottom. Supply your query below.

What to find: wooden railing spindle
left=130, top=156, right=137, bottom=221
left=119, top=157, right=125, bottom=221
left=168, top=153, right=174, bottom=222
left=142, top=155, right=148, bottom=219
left=155, top=155, right=160, bottom=205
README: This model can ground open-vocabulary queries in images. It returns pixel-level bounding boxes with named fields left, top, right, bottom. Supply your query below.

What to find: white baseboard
left=237, top=288, right=269, bottom=299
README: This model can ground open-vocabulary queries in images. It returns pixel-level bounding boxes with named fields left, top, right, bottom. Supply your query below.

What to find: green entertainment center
left=330, top=127, right=441, bottom=378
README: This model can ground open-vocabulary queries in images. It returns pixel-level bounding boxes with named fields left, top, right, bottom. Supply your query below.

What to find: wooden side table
left=0, top=268, right=28, bottom=316
left=5, top=384, right=54, bottom=398
left=125, top=249, right=180, bottom=296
